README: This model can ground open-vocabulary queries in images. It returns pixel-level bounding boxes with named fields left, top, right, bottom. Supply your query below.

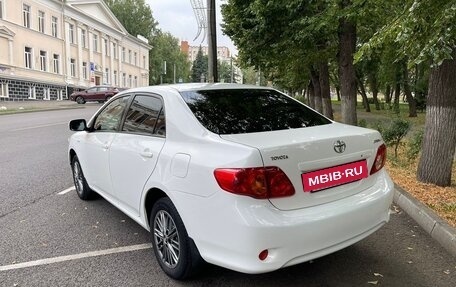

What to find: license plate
left=302, top=160, right=368, bottom=192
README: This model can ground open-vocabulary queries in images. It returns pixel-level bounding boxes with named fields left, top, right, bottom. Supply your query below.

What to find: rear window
left=180, top=89, right=331, bottom=134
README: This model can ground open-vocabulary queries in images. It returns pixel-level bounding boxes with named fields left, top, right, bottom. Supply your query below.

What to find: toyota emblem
left=334, top=140, right=346, bottom=153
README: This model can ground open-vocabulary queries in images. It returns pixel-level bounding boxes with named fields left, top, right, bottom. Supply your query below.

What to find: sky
left=146, top=0, right=237, bottom=55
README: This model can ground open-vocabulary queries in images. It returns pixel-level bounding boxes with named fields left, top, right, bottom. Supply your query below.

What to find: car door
left=85, top=87, right=97, bottom=101
left=81, top=95, right=130, bottom=195
left=96, top=86, right=107, bottom=101
left=109, top=94, right=166, bottom=217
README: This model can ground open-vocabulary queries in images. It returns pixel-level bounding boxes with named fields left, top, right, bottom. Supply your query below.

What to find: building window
left=134, top=52, right=137, bottom=66
left=104, top=68, right=109, bottom=84
left=40, top=50, right=47, bottom=71
left=23, top=4, right=30, bottom=28
left=53, top=54, right=59, bottom=74
left=69, top=24, right=74, bottom=44
left=93, top=34, right=98, bottom=52
left=134, top=76, right=138, bottom=87
left=51, top=16, right=58, bottom=37
left=57, top=89, right=63, bottom=101
left=0, top=82, right=8, bottom=98
left=0, top=1, right=3, bottom=20
left=24, top=47, right=32, bottom=69
left=38, top=11, right=45, bottom=33
left=122, top=73, right=126, bottom=87
left=143, top=56, right=146, bottom=69
left=113, top=70, right=117, bottom=86
left=112, top=43, right=117, bottom=59
left=82, top=62, right=87, bottom=79
left=28, top=86, right=36, bottom=99
left=122, top=47, right=125, bottom=62
left=81, top=30, right=86, bottom=48
left=104, top=39, right=108, bottom=56
left=128, top=50, right=132, bottom=64
left=128, top=75, right=132, bottom=87
left=43, top=87, right=50, bottom=100
left=70, top=58, right=75, bottom=77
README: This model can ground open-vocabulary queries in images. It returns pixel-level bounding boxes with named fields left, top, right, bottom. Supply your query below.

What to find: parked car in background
left=69, top=85, right=119, bottom=104
left=68, top=83, right=394, bottom=280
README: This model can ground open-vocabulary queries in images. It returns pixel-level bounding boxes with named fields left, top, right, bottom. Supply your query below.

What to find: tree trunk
left=402, top=61, right=417, bottom=117
left=368, top=71, right=380, bottom=110
left=393, top=65, right=401, bottom=113
left=310, top=67, right=323, bottom=113
left=417, top=55, right=456, bottom=186
left=356, top=76, right=371, bottom=112
left=338, top=1, right=357, bottom=125
left=384, top=84, right=391, bottom=108
left=308, top=81, right=315, bottom=109
left=393, top=82, right=401, bottom=114
left=336, top=87, right=341, bottom=101
left=319, top=61, right=334, bottom=119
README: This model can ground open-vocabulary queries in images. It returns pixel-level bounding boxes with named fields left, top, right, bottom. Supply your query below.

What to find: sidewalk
left=0, top=99, right=82, bottom=114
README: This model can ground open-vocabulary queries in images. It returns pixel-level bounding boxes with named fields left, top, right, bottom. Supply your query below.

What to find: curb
left=394, top=184, right=456, bottom=257
left=0, top=106, right=84, bottom=116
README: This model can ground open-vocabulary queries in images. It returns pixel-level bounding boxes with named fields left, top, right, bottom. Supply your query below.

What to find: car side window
left=93, top=96, right=130, bottom=131
left=122, top=95, right=166, bottom=136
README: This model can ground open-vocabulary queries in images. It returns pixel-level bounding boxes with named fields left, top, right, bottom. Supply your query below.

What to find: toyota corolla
left=68, top=83, right=394, bottom=279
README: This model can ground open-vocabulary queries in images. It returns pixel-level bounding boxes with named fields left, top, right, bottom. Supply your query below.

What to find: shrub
left=382, top=119, right=411, bottom=158
left=407, top=129, right=424, bottom=159
left=358, top=119, right=367, bottom=128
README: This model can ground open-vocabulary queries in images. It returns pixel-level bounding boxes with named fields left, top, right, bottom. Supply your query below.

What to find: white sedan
left=68, top=83, right=394, bottom=279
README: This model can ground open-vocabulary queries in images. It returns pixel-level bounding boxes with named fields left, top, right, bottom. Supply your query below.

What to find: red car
left=70, top=85, right=119, bottom=104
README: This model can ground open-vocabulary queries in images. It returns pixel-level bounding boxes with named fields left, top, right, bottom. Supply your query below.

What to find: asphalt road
left=0, top=107, right=455, bottom=286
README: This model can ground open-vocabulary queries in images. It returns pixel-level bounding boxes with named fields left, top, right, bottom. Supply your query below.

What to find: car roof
left=124, top=83, right=274, bottom=95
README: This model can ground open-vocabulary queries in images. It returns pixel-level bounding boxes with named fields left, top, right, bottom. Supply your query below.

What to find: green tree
left=105, top=0, right=157, bottom=39
left=357, top=0, right=456, bottom=186
left=222, top=0, right=335, bottom=119
left=191, top=48, right=208, bottom=82
left=149, top=31, right=191, bottom=85
left=106, top=0, right=190, bottom=85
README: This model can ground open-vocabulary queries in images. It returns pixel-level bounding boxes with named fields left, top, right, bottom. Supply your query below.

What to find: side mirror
left=69, top=119, right=87, bottom=131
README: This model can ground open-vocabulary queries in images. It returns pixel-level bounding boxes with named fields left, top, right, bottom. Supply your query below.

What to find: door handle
left=140, top=151, right=154, bottom=158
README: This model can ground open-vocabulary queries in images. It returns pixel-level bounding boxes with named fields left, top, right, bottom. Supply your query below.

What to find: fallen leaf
left=407, top=247, right=413, bottom=250
left=444, top=270, right=450, bottom=275
left=367, top=281, right=378, bottom=285
left=374, top=273, right=383, bottom=277
left=407, top=261, right=413, bottom=264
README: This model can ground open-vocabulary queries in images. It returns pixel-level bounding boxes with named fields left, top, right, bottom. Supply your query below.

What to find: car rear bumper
left=174, top=169, right=394, bottom=274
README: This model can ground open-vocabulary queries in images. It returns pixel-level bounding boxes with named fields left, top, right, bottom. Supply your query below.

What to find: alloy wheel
left=153, top=210, right=180, bottom=268
left=73, top=161, right=84, bottom=196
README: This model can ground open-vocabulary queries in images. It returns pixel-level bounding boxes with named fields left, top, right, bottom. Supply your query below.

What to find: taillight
left=370, top=144, right=387, bottom=175
left=214, top=167, right=295, bottom=199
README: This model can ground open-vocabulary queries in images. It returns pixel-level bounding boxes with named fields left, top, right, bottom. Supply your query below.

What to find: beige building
left=181, top=40, right=231, bottom=64
left=0, top=0, right=151, bottom=101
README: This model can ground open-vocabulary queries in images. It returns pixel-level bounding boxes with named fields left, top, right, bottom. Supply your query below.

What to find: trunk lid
left=220, top=123, right=384, bottom=210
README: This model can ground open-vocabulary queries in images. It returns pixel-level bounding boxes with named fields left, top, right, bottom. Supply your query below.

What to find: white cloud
left=146, top=0, right=237, bottom=55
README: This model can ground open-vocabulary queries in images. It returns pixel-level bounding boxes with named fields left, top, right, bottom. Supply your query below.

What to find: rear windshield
left=180, top=89, right=331, bottom=134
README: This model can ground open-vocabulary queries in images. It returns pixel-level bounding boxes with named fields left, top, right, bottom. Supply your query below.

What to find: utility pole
left=207, top=0, right=218, bottom=83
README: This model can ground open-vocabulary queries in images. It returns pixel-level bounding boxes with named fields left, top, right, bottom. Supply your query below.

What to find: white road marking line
left=58, top=187, right=75, bottom=195
left=0, top=243, right=152, bottom=272
left=10, top=122, right=68, bottom=132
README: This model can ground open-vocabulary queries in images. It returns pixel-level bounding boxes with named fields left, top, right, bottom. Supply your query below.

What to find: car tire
left=76, top=96, right=86, bottom=104
left=71, top=155, right=93, bottom=200
left=105, top=96, right=112, bottom=102
left=150, top=197, right=204, bottom=280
